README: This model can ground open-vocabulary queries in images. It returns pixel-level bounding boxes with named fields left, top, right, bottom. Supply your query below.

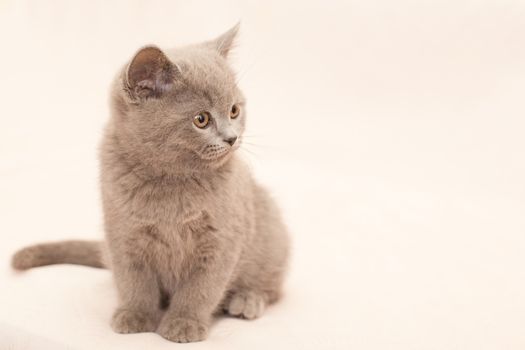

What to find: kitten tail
left=11, top=240, right=106, bottom=270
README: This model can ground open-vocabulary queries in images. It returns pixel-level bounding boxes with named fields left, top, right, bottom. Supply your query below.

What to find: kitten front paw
left=226, top=290, right=266, bottom=320
left=157, top=317, right=208, bottom=343
left=111, top=308, right=158, bottom=334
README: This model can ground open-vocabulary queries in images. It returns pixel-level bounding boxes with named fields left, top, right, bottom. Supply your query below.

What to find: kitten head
left=110, top=24, right=245, bottom=175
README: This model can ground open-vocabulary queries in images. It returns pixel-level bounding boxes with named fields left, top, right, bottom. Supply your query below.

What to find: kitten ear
left=205, top=22, right=240, bottom=58
left=125, top=46, right=178, bottom=99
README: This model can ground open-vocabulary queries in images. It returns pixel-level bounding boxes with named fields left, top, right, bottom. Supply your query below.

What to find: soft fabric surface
left=1, top=1, right=524, bottom=349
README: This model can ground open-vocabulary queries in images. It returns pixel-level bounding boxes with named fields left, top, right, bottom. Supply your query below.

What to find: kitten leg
left=222, top=264, right=285, bottom=320
left=156, top=247, right=237, bottom=343
left=224, top=289, right=267, bottom=320
left=109, top=239, right=162, bottom=334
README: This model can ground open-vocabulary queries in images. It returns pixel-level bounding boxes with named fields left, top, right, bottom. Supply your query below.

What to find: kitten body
left=12, top=25, right=289, bottom=343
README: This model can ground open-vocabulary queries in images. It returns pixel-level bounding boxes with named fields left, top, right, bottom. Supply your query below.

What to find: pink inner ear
left=126, top=46, right=176, bottom=98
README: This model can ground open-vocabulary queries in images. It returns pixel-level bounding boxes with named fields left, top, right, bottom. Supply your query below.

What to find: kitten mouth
left=199, top=145, right=232, bottom=161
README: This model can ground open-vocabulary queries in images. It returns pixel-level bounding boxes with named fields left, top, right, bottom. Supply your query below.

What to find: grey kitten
left=11, top=24, right=290, bottom=343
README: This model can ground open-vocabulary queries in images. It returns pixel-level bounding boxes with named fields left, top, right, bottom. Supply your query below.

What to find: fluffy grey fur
left=11, top=24, right=290, bottom=343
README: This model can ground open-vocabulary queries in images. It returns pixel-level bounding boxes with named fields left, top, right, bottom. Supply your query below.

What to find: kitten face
left=160, top=55, right=246, bottom=165
left=112, top=25, right=245, bottom=173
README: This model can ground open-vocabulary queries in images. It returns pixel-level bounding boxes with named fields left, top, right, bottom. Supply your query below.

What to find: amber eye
left=230, top=104, right=241, bottom=119
left=193, top=112, right=210, bottom=128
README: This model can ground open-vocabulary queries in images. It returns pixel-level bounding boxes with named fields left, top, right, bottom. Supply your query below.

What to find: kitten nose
left=224, top=136, right=238, bottom=146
